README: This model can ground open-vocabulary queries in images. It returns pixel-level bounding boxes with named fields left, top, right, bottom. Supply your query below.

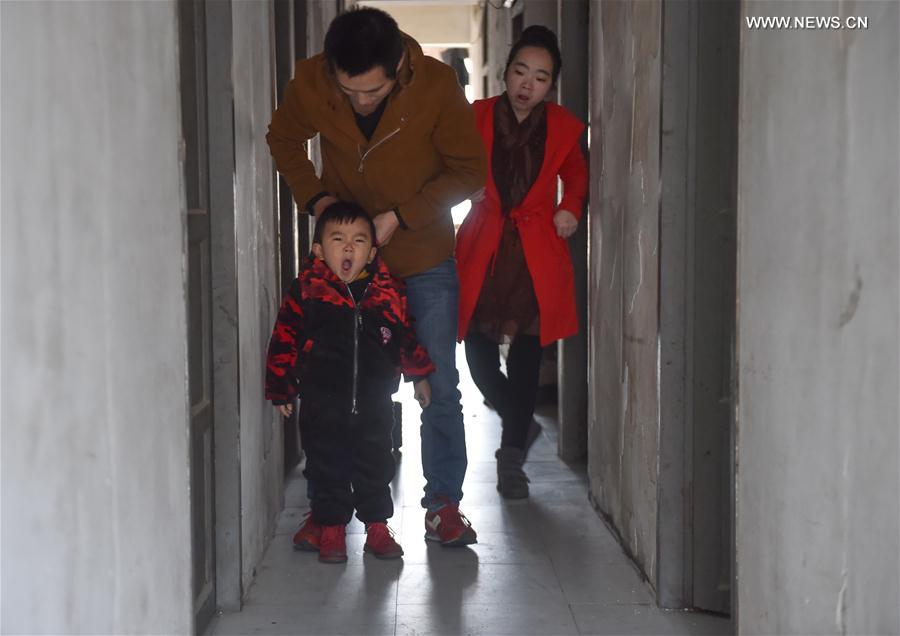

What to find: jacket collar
left=396, top=33, right=422, bottom=89
left=477, top=97, right=584, bottom=215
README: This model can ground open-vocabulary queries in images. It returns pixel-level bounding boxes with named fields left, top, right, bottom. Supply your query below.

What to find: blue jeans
left=405, top=257, right=467, bottom=509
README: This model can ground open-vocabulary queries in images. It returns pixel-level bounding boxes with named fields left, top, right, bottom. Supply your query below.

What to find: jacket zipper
left=346, top=281, right=371, bottom=414
left=357, top=124, right=403, bottom=173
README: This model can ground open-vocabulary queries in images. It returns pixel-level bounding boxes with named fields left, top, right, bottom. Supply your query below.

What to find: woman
left=456, top=25, right=588, bottom=499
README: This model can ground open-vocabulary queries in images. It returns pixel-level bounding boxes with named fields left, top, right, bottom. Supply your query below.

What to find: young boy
left=265, top=202, right=433, bottom=563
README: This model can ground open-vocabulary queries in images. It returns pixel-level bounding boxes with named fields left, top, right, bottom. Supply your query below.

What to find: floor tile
left=570, top=603, right=732, bottom=635
left=274, top=506, right=305, bottom=535
left=400, top=530, right=551, bottom=566
left=553, top=556, right=655, bottom=605
left=243, top=535, right=403, bottom=608
left=209, top=602, right=396, bottom=636
left=283, top=468, right=310, bottom=508
left=395, top=601, right=579, bottom=636
left=529, top=503, right=623, bottom=544
left=546, top=533, right=634, bottom=567
left=396, top=562, right=566, bottom=607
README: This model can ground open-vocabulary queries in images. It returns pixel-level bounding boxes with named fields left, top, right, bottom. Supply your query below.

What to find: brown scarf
left=491, top=93, right=547, bottom=215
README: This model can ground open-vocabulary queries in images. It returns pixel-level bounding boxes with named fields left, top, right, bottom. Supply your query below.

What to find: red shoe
left=292, top=512, right=322, bottom=552
left=364, top=522, right=404, bottom=559
left=318, top=525, right=347, bottom=563
left=424, top=499, right=477, bottom=546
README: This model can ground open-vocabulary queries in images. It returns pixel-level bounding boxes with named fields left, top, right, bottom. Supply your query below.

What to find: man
left=267, top=7, right=486, bottom=547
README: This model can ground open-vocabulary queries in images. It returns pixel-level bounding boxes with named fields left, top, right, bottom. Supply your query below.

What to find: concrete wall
left=523, top=0, right=557, bottom=33
left=736, top=1, right=900, bottom=633
left=467, top=3, right=486, bottom=101
left=0, top=2, right=193, bottom=633
left=587, top=0, right=661, bottom=583
left=483, top=2, right=514, bottom=98
left=231, top=0, right=284, bottom=593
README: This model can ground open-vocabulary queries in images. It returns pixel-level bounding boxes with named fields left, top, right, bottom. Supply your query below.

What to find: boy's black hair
left=313, top=201, right=377, bottom=245
left=505, top=25, right=563, bottom=87
left=324, top=8, right=404, bottom=79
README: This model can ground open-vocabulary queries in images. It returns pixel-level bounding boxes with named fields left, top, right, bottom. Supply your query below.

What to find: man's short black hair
left=324, top=7, right=404, bottom=79
left=313, top=201, right=377, bottom=245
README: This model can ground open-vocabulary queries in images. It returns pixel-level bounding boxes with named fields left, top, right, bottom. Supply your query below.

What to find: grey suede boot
left=495, top=447, right=530, bottom=499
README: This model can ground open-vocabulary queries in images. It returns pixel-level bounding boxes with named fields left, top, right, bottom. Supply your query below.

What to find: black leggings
left=464, top=332, right=543, bottom=450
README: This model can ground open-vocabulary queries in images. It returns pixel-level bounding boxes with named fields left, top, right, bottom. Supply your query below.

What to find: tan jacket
left=267, top=35, right=487, bottom=278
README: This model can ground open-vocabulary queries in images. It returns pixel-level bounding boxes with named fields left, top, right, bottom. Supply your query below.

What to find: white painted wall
left=1, top=1, right=193, bottom=633
left=232, top=0, right=284, bottom=592
left=736, top=1, right=899, bottom=633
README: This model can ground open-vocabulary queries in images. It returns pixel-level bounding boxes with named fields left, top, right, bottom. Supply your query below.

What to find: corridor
left=4, top=1, right=898, bottom=634
left=207, top=348, right=729, bottom=636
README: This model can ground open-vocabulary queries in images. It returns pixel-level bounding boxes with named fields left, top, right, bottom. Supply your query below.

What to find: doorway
left=178, top=0, right=216, bottom=630
left=657, top=0, right=740, bottom=618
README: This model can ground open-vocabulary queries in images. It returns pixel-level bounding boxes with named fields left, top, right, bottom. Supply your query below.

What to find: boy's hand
left=277, top=404, right=293, bottom=417
left=413, top=379, right=432, bottom=409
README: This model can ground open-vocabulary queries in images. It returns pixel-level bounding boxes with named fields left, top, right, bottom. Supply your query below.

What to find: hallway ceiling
left=357, top=0, right=480, bottom=47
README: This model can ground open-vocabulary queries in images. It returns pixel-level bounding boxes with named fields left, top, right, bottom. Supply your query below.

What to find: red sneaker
left=424, top=500, right=477, bottom=546
left=364, top=522, right=404, bottom=559
left=318, top=525, right=347, bottom=563
left=292, top=512, right=322, bottom=552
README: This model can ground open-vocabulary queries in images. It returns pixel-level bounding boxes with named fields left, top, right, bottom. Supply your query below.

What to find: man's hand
left=553, top=209, right=578, bottom=239
left=413, top=379, right=432, bottom=409
left=312, top=195, right=340, bottom=217
left=277, top=404, right=293, bottom=417
left=373, top=210, right=401, bottom=246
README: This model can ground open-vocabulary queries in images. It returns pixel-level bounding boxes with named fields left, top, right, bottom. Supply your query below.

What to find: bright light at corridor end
left=452, top=199, right=471, bottom=226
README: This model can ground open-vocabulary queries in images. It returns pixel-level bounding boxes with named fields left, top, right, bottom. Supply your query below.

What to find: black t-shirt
left=354, top=98, right=388, bottom=141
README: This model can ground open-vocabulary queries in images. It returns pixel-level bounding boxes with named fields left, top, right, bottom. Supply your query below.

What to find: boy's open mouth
left=341, top=258, right=353, bottom=273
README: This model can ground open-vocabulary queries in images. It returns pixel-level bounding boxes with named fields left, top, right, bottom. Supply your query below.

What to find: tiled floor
left=209, top=347, right=730, bottom=636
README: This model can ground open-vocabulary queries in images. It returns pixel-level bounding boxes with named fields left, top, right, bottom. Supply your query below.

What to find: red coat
left=456, top=97, right=588, bottom=346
